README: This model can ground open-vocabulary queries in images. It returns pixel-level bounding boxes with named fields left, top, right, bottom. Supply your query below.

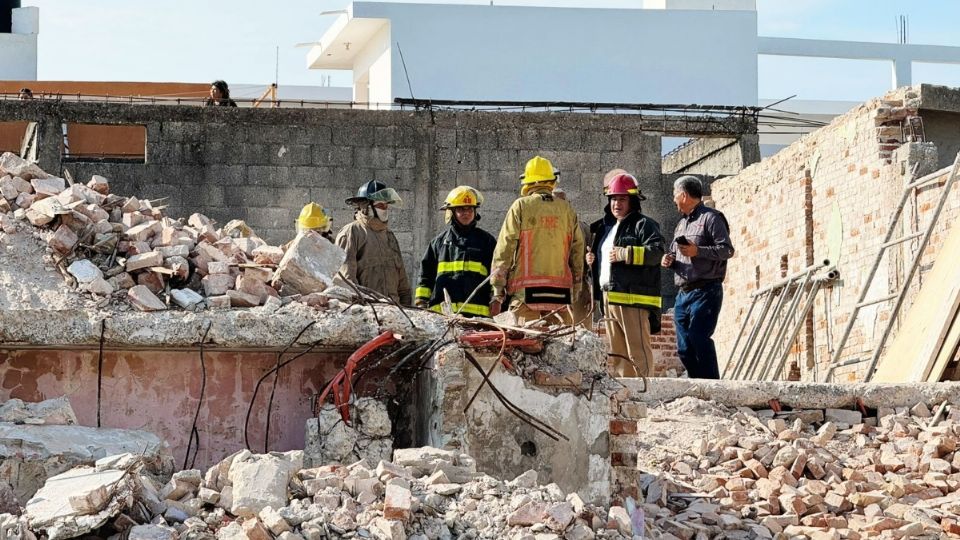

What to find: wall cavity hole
left=520, top=441, right=537, bottom=457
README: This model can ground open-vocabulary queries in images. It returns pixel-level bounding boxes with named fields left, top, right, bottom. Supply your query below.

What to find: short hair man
left=661, top=175, right=735, bottom=379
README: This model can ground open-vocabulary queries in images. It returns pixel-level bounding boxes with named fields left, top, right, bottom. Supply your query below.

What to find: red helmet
left=606, top=173, right=647, bottom=200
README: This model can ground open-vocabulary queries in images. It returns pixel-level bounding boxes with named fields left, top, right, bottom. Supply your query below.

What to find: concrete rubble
left=7, top=446, right=637, bottom=540
left=0, top=152, right=348, bottom=314
left=305, top=399, right=394, bottom=468
left=0, top=417, right=173, bottom=509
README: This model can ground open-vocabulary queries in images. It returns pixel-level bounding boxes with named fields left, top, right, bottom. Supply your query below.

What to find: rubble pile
left=633, top=397, right=960, bottom=539
left=305, top=399, right=394, bottom=467
left=10, top=446, right=638, bottom=540
left=0, top=152, right=345, bottom=313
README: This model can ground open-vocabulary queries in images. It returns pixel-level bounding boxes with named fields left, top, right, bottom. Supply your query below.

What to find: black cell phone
left=676, top=236, right=691, bottom=246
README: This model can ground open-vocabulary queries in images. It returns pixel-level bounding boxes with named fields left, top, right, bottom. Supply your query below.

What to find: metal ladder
left=825, top=152, right=960, bottom=382
left=724, top=262, right=834, bottom=381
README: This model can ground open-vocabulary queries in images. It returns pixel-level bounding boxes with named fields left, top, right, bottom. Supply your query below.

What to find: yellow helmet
left=297, top=202, right=331, bottom=233
left=519, top=155, right=559, bottom=185
left=441, top=186, right=484, bottom=209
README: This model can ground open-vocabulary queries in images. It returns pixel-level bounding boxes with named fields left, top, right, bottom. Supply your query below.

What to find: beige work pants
left=604, top=302, right=653, bottom=378
left=510, top=301, right=574, bottom=326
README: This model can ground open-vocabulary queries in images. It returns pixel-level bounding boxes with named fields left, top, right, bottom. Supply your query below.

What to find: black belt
left=679, top=279, right=720, bottom=293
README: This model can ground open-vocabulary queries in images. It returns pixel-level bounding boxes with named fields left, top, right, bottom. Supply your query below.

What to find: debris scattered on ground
left=10, top=446, right=634, bottom=540
left=632, top=396, right=960, bottom=539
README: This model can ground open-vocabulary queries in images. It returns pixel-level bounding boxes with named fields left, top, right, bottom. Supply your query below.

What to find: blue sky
left=23, top=0, right=960, bottom=103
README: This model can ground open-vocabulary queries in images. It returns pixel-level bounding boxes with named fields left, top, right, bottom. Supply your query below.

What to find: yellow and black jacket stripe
left=417, top=222, right=497, bottom=318
left=590, top=210, right=665, bottom=333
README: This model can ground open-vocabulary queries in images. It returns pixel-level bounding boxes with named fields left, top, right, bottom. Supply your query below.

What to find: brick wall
left=652, top=312, right=683, bottom=377
left=711, top=85, right=960, bottom=382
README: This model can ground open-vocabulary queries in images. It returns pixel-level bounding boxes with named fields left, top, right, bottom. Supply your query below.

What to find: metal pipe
left=742, top=284, right=792, bottom=380
left=729, top=291, right=775, bottom=379
left=752, top=260, right=830, bottom=297
left=758, top=270, right=814, bottom=380
left=771, top=279, right=823, bottom=381
left=722, top=293, right=761, bottom=379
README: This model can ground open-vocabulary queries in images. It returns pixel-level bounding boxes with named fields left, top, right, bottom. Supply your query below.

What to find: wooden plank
left=928, top=309, right=960, bottom=382
left=873, top=222, right=960, bottom=382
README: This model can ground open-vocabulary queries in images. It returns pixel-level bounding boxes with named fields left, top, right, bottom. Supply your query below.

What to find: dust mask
left=374, top=206, right=389, bottom=222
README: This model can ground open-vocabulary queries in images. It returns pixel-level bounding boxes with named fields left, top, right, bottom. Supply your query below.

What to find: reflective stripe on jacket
left=416, top=222, right=496, bottom=318
left=490, top=188, right=585, bottom=304
left=599, top=211, right=665, bottom=333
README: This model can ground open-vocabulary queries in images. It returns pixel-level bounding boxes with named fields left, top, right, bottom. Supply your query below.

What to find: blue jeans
left=674, top=282, right=723, bottom=379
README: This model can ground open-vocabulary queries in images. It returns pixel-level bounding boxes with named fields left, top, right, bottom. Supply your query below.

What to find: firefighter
left=588, top=173, right=665, bottom=377
left=415, top=186, right=497, bottom=317
left=335, top=180, right=412, bottom=305
left=490, top=156, right=585, bottom=325
left=296, top=202, right=333, bottom=242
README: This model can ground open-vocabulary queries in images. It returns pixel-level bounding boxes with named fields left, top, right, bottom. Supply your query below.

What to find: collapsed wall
left=711, top=84, right=960, bottom=382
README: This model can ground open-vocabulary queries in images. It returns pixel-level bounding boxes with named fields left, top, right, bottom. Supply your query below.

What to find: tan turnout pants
left=510, top=301, right=574, bottom=326
left=604, top=301, right=653, bottom=378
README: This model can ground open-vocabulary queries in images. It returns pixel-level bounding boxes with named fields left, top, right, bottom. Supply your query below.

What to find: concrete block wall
left=0, top=101, right=686, bottom=290
left=712, top=85, right=960, bottom=383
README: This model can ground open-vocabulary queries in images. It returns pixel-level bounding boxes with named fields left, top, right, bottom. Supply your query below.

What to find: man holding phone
left=662, top=175, right=735, bottom=379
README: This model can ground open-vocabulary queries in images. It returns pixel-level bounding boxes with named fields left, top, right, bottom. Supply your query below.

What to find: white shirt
left=599, top=220, right=620, bottom=288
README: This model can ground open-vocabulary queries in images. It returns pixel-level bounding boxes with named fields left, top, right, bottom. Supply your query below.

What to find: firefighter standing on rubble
left=587, top=173, right=665, bottom=378
left=335, top=180, right=412, bottom=305
left=490, top=156, right=585, bottom=325
left=415, top=186, right=497, bottom=317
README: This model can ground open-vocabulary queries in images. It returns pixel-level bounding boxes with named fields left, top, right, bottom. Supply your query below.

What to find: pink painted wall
left=0, top=348, right=383, bottom=468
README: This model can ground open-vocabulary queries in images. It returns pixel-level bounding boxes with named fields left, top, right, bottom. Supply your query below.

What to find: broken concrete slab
left=0, top=422, right=171, bottom=504
left=29, top=177, right=65, bottom=198
left=228, top=454, right=293, bottom=518
left=272, top=231, right=345, bottom=295
left=0, top=153, right=48, bottom=181
left=0, top=397, right=77, bottom=426
left=25, top=465, right=133, bottom=540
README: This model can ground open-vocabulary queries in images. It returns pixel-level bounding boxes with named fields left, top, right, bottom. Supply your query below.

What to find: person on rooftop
left=205, top=80, right=238, bottom=107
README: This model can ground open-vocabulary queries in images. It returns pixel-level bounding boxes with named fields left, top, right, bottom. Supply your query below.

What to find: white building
left=0, top=3, right=39, bottom=81
left=306, top=0, right=960, bottom=154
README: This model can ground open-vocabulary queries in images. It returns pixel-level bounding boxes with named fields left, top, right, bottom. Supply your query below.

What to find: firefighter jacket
left=416, top=221, right=497, bottom=317
left=491, top=187, right=585, bottom=310
left=335, top=213, right=412, bottom=305
left=593, top=210, right=665, bottom=333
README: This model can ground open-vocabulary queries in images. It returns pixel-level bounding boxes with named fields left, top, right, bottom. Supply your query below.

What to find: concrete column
left=737, top=134, right=761, bottom=169
left=36, top=116, right=63, bottom=175
left=892, top=57, right=912, bottom=89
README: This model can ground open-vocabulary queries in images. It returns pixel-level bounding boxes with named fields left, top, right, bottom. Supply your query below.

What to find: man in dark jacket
left=587, top=173, right=665, bottom=377
left=416, top=186, right=497, bottom=317
left=662, top=175, right=735, bottom=379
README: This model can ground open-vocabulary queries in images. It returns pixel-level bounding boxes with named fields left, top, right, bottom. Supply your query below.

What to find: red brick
left=609, top=419, right=638, bottom=435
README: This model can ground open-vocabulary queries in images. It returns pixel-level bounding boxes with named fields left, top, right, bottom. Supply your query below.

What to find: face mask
left=374, top=206, right=389, bottom=222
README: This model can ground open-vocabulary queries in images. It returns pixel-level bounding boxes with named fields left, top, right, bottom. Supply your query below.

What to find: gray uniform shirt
left=669, top=203, right=735, bottom=286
